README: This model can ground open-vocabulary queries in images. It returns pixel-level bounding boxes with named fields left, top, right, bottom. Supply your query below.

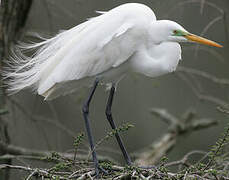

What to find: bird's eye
left=173, top=30, right=178, bottom=34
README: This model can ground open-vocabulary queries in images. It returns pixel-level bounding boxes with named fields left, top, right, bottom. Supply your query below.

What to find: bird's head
left=151, top=20, right=222, bottom=48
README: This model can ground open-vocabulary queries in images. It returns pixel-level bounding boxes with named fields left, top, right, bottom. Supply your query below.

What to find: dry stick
left=26, top=170, right=38, bottom=180
left=0, top=140, right=114, bottom=162
left=183, top=46, right=225, bottom=63
left=217, top=106, right=229, bottom=114
left=40, top=0, right=54, bottom=33
left=194, top=16, right=223, bottom=56
left=177, top=67, right=229, bottom=85
left=8, top=97, right=76, bottom=138
left=200, top=0, right=206, bottom=14
left=200, top=16, right=223, bottom=38
left=134, top=108, right=217, bottom=166
left=0, top=164, right=67, bottom=179
left=163, top=0, right=224, bottom=19
left=177, top=73, right=229, bottom=109
left=150, top=108, right=180, bottom=126
left=1, top=161, right=221, bottom=179
left=165, top=150, right=207, bottom=168
left=223, top=11, right=229, bottom=47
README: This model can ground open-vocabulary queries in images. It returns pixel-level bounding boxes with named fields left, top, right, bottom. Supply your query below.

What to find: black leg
left=82, top=78, right=101, bottom=176
left=105, top=84, right=132, bottom=165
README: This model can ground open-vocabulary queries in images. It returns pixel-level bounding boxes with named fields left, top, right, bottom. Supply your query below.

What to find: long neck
left=130, top=42, right=181, bottom=77
left=148, top=20, right=172, bottom=44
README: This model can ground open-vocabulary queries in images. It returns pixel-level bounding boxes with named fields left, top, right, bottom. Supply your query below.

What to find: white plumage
left=2, top=3, right=221, bottom=100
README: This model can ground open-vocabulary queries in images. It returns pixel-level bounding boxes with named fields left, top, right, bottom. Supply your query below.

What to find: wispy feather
left=2, top=19, right=93, bottom=95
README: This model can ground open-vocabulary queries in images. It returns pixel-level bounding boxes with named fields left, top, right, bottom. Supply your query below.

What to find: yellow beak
left=185, top=34, right=223, bottom=48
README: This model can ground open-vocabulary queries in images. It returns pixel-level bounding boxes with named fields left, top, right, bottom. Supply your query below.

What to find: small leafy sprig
left=91, top=123, right=134, bottom=157
left=73, top=133, right=84, bottom=161
left=203, top=123, right=229, bottom=171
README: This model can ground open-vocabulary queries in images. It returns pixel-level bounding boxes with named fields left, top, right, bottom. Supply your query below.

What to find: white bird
left=2, top=3, right=222, bottom=176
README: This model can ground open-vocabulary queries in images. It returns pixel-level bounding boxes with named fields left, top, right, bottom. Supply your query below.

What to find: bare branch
left=0, top=140, right=114, bottom=162
left=177, top=73, right=229, bottom=109
left=165, top=150, right=207, bottom=168
left=195, top=16, right=223, bottom=56
left=8, top=97, right=76, bottom=138
left=134, top=108, right=217, bottom=166
left=177, top=66, right=229, bottom=85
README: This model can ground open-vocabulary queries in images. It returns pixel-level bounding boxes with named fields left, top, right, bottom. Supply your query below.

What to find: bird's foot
left=94, top=164, right=109, bottom=178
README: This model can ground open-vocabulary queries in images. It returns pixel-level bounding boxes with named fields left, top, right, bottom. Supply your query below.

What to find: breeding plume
left=3, top=3, right=222, bottom=175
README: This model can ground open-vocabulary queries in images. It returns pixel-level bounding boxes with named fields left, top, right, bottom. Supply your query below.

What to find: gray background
left=5, top=0, right=229, bottom=166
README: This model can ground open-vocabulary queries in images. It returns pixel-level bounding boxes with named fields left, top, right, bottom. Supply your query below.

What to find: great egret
left=3, top=3, right=222, bottom=175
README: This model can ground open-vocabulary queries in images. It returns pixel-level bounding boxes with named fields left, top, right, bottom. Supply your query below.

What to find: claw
left=99, top=166, right=108, bottom=174
left=94, top=165, right=108, bottom=178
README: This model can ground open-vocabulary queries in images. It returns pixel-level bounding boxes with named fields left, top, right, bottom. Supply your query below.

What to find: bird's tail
left=1, top=18, right=93, bottom=97
left=1, top=21, right=87, bottom=95
left=1, top=33, right=58, bottom=94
